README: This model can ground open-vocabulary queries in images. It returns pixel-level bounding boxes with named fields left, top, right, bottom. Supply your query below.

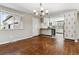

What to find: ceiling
left=0, top=3, right=79, bottom=17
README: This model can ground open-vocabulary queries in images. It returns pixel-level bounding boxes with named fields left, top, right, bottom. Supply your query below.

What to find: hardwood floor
left=0, top=35, right=79, bottom=55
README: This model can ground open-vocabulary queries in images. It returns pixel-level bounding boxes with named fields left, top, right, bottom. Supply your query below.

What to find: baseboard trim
left=0, top=35, right=38, bottom=45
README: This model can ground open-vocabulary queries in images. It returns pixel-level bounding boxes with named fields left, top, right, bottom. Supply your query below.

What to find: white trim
left=0, top=36, right=33, bottom=45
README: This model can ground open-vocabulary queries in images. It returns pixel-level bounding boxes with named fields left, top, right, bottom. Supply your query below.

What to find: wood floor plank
left=0, top=35, right=79, bottom=55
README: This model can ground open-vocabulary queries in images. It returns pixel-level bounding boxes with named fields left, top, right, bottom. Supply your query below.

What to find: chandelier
left=33, top=3, right=48, bottom=18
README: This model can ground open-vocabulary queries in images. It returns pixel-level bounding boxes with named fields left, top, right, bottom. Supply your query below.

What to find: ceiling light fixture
left=33, top=3, right=48, bottom=19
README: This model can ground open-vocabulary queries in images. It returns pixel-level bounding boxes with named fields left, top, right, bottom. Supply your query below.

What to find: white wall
left=0, top=5, right=40, bottom=44
left=76, top=13, right=79, bottom=39
left=32, top=17, right=40, bottom=36
left=40, top=18, right=49, bottom=28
